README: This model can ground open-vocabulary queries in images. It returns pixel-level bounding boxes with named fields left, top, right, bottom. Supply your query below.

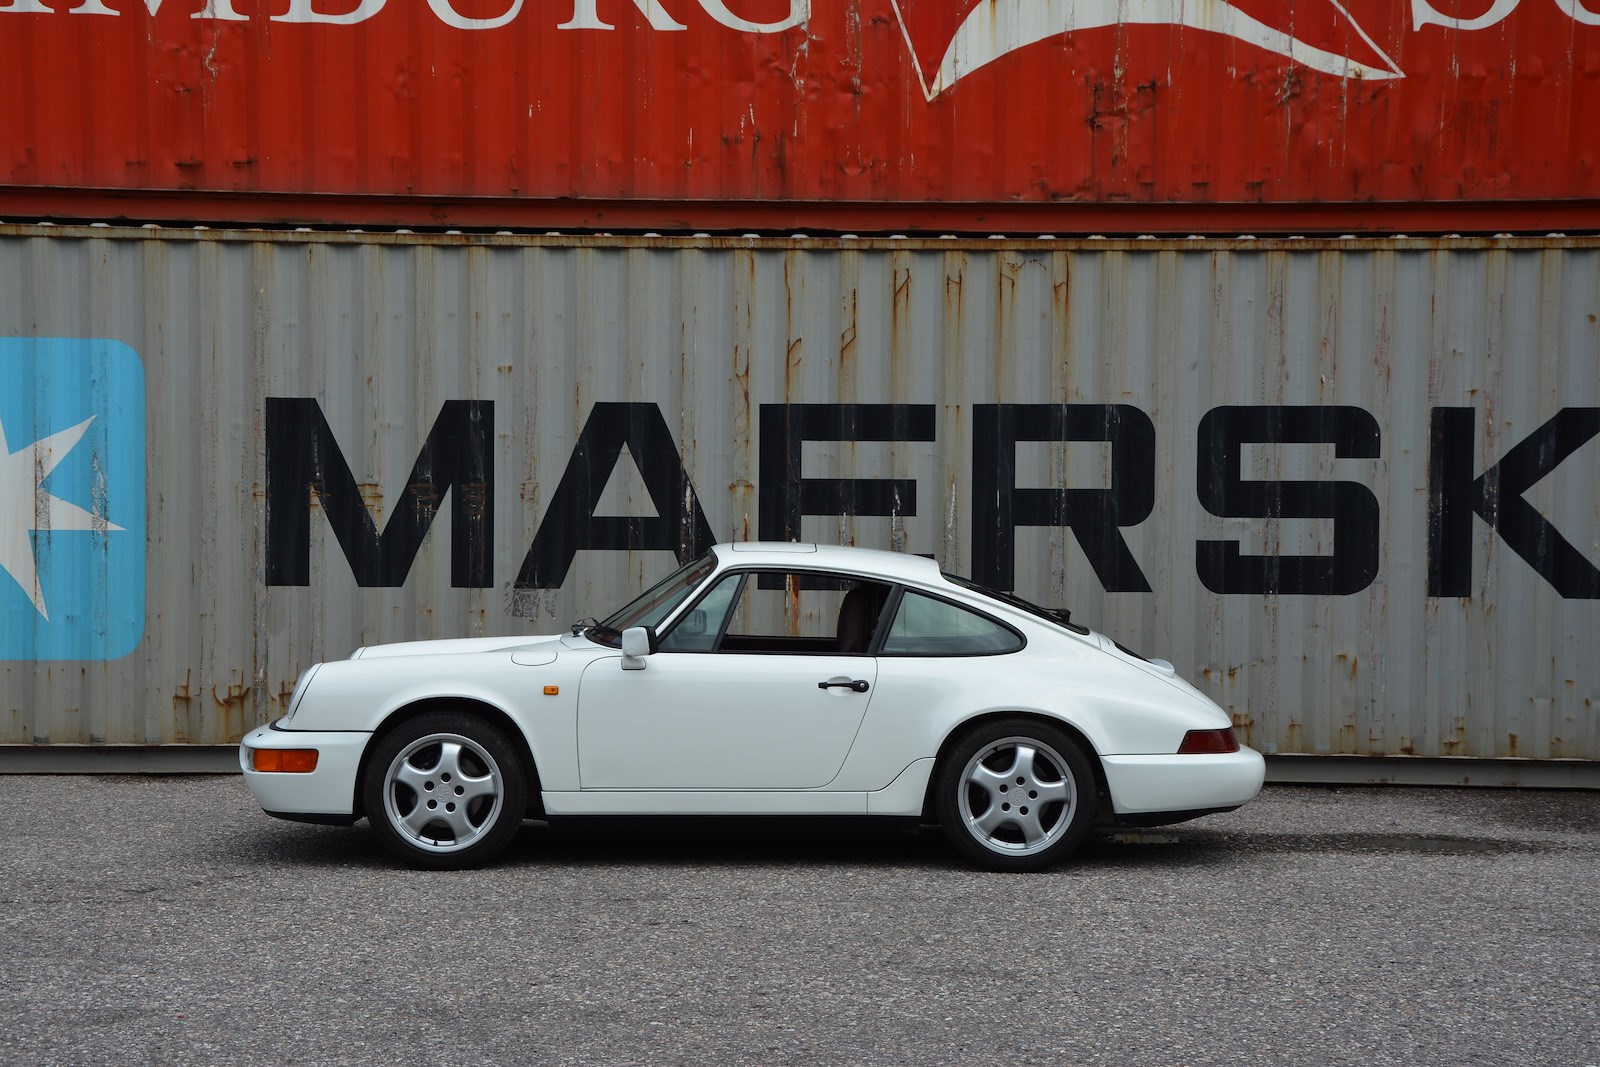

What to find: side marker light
left=544, top=685, right=560, bottom=696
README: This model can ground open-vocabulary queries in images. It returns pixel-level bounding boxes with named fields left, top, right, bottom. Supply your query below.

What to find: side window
left=657, top=573, right=744, bottom=652
left=880, top=592, right=1022, bottom=656
left=660, top=570, right=892, bottom=654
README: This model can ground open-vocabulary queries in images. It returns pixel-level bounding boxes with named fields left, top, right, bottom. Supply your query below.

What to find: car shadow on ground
left=230, top=816, right=1253, bottom=873
left=508, top=817, right=956, bottom=869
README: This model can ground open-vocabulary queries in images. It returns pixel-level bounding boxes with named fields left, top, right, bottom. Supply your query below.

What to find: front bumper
left=239, top=722, right=371, bottom=817
left=1100, top=747, right=1266, bottom=816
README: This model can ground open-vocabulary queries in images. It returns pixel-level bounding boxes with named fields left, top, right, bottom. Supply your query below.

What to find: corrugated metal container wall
left=0, top=226, right=1597, bottom=764
left=1, top=1, right=1598, bottom=230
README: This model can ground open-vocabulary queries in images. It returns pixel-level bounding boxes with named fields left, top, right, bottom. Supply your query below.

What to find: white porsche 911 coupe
left=242, top=543, right=1264, bottom=871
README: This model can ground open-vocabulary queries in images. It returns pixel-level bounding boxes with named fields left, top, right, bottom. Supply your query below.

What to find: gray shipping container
left=1, top=225, right=1596, bottom=779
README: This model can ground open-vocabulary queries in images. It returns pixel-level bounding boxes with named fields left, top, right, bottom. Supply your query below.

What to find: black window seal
left=707, top=572, right=747, bottom=652
left=864, top=585, right=905, bottom=656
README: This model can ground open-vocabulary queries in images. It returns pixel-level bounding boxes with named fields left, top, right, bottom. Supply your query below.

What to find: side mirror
left=621, top=626, right=654, bottom=671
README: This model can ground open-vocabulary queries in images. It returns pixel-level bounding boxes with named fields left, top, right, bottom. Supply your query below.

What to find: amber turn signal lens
left=1176, top=729, right=1240, bottom=755
left=543, top=685, right=560, bottom=696
left=252, top=748, right=320, bottom=773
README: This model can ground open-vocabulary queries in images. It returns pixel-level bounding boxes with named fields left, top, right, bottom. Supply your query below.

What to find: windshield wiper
left=571, top=618, right=622, bottom=647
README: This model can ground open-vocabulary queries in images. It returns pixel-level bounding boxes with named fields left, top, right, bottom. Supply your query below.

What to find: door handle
left=818, top=679, right=870, bottom=693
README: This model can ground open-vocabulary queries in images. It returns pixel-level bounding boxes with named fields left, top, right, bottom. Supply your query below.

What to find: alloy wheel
left=380, top=732, right=505, bottom=854
left=956, top=735, right=1077, bottom=857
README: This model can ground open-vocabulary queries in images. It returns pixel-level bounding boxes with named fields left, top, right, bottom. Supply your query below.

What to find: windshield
left=588, top=554, right=717, bottom=646
left=942, top=573, right=1091, bottom=635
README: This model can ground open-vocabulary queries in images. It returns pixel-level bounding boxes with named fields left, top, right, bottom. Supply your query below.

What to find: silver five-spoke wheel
left=958, top=736, right=1077, bottom=857
left=363, top=711, right=528, bottom=869
left=382, top=733, right=504, bottom=854
left=935, top=717, right=1097, bottom=871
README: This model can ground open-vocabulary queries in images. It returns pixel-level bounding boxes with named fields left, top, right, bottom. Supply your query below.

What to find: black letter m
left=265, top=398, right=493, bottom=587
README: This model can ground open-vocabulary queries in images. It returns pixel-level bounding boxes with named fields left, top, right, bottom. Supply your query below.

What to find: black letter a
left=515, top=403, right=714, bottom=590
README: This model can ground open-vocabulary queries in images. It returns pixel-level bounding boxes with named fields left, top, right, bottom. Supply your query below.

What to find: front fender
left=278, top=651, right=590, bottom=791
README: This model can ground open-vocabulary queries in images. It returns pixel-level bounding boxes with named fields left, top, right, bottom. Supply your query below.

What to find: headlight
left=280, top=663, right=322, bottom=725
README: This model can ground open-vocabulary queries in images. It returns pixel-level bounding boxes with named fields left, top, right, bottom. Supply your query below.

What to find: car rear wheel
left=934, top=718, right=1096, bottom=872
left=363, top=711, right=526, bottom=870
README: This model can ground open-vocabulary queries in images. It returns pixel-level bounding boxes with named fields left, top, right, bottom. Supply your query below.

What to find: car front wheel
left=934, top=718, right=1096, bottom=872
left=363, top=711, right=527, bottom=870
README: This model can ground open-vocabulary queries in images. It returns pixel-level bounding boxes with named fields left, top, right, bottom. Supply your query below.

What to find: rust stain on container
left=171, top=670, right=192, bottom=715
left=213, top=682, right=248, bottom=709
left=1229, top=712, right=1254, bottom=748
left=1286, top=721, right=1304, bottom=752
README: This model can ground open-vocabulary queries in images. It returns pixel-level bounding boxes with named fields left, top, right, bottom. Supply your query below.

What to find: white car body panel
left=243, top=542, right=1265, bottom=832
left=284, top=641, right=592, bottom=792
left=1101, top=752, right=1267, bottom=814
left=542, top=790, right=868, bottom=816
left=353, top=634, right=558, bottom=659
left=577, top=653, right=877, bottom=789
left=866, top=758, right=937, bottom=815
left=239, top=725, right=369, bottom=815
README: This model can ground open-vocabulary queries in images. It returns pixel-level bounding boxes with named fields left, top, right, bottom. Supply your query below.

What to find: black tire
left=934, top=717, right=1097, bottom=872
left=362, top=711, right=527, bottom=870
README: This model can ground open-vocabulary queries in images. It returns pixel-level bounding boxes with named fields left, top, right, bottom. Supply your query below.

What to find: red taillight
left=1177, top=728, right=1240, bottom=755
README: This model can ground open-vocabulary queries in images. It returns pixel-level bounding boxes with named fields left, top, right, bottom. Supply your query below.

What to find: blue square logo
left=0, top=339, right=145, bottom=660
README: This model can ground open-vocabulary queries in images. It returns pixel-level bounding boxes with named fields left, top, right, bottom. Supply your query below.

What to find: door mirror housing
left=621, top=626, right=655, bottom=670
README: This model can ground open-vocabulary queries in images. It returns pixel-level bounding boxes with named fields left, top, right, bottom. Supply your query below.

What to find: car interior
left=680, top=573, right=894, bottom=656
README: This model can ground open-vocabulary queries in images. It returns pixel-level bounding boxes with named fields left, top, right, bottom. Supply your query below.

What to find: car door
left=576, top=570, right=889, bottom=790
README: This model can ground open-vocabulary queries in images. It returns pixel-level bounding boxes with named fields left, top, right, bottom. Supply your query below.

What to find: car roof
left=713, top=542, right=946, bottom=586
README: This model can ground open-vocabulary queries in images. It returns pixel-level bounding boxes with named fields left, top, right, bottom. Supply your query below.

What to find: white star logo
left=0, top=413, right=124, bottom=621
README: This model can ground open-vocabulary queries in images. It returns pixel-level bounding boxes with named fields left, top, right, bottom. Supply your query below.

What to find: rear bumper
left=239, top=722, right=370, bottom=817
left=1101, top=748, right=1266, bottom=816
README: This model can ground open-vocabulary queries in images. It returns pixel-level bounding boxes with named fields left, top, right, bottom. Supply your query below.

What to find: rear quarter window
left=880, top=592, right=1023, bottom=656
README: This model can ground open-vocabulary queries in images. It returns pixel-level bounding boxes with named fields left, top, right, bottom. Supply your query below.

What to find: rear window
left=942, top=573, right=1089, bottom=635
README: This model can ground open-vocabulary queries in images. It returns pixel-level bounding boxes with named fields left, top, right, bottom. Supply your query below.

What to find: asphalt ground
left=1, top=777, right=1596, bottom=1067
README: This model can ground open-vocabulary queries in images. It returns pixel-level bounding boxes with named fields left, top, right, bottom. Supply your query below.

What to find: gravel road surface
left=2, top=776, right=1596, bottom=1066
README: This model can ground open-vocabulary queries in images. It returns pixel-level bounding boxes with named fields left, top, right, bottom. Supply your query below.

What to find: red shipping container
left=1, top=0, right=1597, bottom=231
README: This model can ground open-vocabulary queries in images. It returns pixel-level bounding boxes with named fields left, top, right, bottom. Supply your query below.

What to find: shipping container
left=0, top=224, right=1597, bottom=782
left=2, top=1, right=1598, bottom=233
